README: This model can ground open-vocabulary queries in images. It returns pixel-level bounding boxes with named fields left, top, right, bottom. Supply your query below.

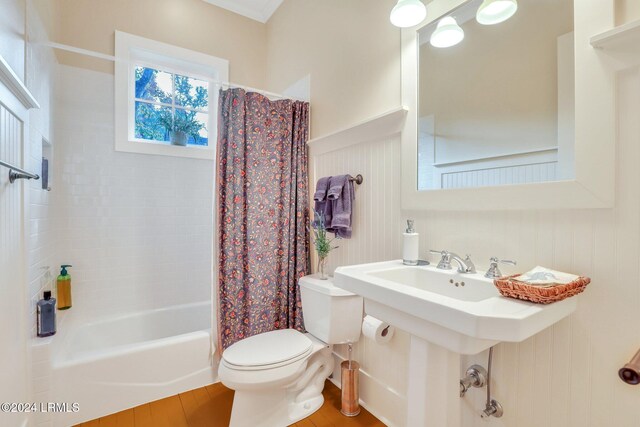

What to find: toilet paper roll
left=362, top=315, right=395, bottom=344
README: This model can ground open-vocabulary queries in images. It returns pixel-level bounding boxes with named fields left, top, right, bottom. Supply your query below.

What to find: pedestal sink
left=334, top=260, right=577, bottom=426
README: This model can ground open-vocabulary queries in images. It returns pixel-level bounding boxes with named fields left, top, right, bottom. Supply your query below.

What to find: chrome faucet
left=484, top=257, right=517, bottom=278
left=430, top=250, right=476, bottom=274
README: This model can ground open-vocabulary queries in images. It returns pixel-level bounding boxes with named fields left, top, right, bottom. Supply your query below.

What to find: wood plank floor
left=75, top=380, right=386, bottom=427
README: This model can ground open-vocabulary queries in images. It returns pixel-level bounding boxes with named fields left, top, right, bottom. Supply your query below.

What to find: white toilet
left=218, top=274, right=363, bottom=427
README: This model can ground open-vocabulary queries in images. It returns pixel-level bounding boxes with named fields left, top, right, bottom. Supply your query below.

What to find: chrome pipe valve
left=459, top=365, right=487, bottom=397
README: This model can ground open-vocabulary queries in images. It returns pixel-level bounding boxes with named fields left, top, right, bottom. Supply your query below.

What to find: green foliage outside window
left=134, top=67, right=210, bottom=146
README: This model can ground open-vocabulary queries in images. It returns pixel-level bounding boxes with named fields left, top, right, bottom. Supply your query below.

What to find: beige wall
left=616, top=0, right=640, bottom=25
left=420, top=0, right=572, bottom=163
left=38, top=0, right=267, bottom=87
left=265, top=0, right=401, bottom=138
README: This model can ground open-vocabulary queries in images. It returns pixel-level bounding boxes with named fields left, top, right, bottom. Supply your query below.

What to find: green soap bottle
left=57, top=265, right=73, bottom=310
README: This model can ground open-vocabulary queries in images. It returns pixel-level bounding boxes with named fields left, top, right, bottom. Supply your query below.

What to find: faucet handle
left=463, top=254, right=477, bottom=274
left=485, top=257, right=517, bottom=278
left=491, top=257, right=516, bottom=266
left=430, top=249, right=452, bottom=270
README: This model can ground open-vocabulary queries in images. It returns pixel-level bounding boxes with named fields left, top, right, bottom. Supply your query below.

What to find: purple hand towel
left=314, top=176, right=333, bottom=228
left=314, top=176, right=331, bottom=202
left=327, top=174, right=346, bottom=200
left=327, top=175, right=354, bottom=239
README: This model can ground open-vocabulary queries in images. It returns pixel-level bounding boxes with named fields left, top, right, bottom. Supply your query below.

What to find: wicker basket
left=494, top=274, right=591, bottom=304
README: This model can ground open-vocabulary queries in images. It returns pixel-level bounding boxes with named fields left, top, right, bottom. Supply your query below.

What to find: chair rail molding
left=0, top=55, right=39, bottom=111
left=307, top=107, right=408, bottom=157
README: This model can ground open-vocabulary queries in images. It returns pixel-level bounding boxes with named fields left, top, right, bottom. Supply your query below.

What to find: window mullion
left=172, top=73, right=176, bottom=130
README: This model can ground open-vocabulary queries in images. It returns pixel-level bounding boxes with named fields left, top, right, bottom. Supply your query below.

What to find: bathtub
left=50, top=301, right=216, bottom=426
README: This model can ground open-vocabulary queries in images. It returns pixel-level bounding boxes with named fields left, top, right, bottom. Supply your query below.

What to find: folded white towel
left=513, top=266, right=579, bottom=288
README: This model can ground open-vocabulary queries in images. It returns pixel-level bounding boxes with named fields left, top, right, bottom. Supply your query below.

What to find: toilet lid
left=222, top=329, right=313, bottom=368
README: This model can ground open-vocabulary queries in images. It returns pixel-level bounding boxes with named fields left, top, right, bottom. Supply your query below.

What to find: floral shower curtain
left=216, top=88, right=310, bottom=351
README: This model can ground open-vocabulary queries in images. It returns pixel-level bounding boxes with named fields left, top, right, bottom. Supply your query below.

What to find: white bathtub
left=50, top=302, right=216, bottom=426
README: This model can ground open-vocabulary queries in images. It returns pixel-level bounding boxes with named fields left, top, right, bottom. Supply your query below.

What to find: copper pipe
left=619, top=348, right=640, bottom=385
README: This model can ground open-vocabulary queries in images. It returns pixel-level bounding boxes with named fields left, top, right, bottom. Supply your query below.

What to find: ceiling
left=202, top=0, right=284, bottom=23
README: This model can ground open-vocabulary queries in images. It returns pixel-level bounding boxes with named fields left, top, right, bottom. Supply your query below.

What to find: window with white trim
left=115, top=31, right=229, bottom=160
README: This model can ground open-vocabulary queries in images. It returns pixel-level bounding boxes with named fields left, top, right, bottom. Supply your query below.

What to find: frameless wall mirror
left=417, top=0, right=574, bottom=190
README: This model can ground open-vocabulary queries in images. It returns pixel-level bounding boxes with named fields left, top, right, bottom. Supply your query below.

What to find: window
left=115, top=31, right=229, bottom=159
left=134, top=67, right=210, bottom=146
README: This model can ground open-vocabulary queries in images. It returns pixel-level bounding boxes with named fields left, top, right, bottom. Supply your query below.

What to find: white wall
left=0, top=0, right=26, bottom=81
left=271, top=1, right=640, bottom=426
left=0, top=88, right=32, bottom=427
left=24, top=5, right=60, bottom=426
left=312, top=135, right=409, bottom=426
left=312, top=67, right=640, bottom=427
left=0, top=1, right=57, bottom=426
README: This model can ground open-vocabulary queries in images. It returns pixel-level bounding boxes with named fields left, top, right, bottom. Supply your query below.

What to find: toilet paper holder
left=619, top=348, right=640, bottom=385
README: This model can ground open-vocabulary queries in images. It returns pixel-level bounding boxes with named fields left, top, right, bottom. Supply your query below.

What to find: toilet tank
left=299, top=275, right=363, bottom=344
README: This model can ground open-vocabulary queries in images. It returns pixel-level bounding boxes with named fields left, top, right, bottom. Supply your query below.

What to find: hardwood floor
left=75, top=380, right=386, bottom=427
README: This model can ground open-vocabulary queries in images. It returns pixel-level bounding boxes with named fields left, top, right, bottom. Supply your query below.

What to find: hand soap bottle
left=403, top=220, right=419, bottom=266
left=57, top=265, right=73, bottom=310
left=37, top=291, right=56, bottom=337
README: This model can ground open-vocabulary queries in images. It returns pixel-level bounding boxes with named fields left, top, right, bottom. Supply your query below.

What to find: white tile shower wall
left=24, top=4, right=59, bottom=425
left=25, top=0, right=57, bottom=338
left=54, top=65, right=214, bottom=318
left=312, top=68, right=640, bottom=427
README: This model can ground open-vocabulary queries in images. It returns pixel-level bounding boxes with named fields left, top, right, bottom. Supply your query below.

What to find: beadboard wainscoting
left=310, top=66, right=640, bottom=427
left=311, top=129, right=408, bottom=427
left=0, top=97, right=31, bottom=427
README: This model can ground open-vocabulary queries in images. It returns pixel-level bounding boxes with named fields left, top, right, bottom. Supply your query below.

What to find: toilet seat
left=222, top=329, right=313, bottom=371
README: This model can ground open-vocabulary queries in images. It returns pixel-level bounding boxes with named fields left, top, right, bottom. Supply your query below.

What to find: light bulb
left=430, top=16, right=465, bottom=48
left=476, top=0, right=518, bottom=25
left=390, top=0, right=427, bottom=28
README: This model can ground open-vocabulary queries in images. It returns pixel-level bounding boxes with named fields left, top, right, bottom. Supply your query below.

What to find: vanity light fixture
left=430, top=16, right=465, bottom=48
left=476, top=0, right=518, bottom=25
left=390, top=0, right=427, bottom=28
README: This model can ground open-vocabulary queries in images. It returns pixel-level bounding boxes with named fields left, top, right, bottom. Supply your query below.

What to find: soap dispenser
left=37, top=291, right=56, bottom=337
left=403, top=220, right=419, bottom=266
left=57, top=265, right=73, bottom=310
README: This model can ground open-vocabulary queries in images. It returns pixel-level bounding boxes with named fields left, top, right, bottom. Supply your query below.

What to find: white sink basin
left=334, top=260, right=577, bottom=354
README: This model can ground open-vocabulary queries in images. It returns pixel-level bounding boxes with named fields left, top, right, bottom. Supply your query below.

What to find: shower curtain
left=216, top=88, right=310, bottom=351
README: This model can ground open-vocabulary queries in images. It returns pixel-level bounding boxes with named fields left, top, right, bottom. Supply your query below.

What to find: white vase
left=170, top=130, right=188, bottom=146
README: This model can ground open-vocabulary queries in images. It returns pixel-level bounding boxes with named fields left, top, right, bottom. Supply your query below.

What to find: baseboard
left=329, top=351, right=405, bottom=427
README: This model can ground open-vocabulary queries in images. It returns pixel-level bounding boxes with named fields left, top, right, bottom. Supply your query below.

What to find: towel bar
left=349, top=174, right=363, bottom=185
left=0, top=159, right=40, bottom=183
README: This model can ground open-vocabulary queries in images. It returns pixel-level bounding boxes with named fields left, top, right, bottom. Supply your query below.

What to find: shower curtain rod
left=42, top=41, right=308, bottom=102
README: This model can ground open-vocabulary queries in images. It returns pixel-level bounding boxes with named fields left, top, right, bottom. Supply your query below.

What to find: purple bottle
left=37, top=291, right=56, bottom=337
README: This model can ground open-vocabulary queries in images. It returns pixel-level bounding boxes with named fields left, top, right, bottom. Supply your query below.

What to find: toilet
left=218, top=274, right=363, bottom=427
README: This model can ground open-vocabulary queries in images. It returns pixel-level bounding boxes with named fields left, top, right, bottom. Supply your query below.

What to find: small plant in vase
left=159, top=110, right=205, bottom=146
left=311, top=210, right=339, bottom=280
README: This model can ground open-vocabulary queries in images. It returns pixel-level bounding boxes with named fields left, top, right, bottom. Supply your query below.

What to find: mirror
left=417, top=0, right=574, bottom=190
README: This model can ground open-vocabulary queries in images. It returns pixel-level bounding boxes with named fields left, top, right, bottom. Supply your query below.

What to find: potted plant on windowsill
left=159, top=111, right=205, bottom=147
